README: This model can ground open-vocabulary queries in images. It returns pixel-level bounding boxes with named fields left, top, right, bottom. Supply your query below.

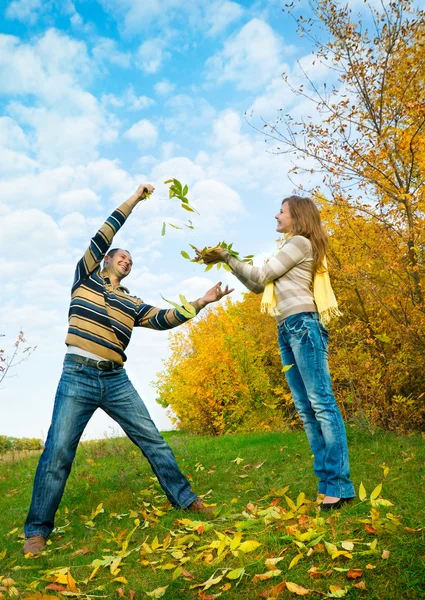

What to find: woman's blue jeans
left=278, top=312, right=355, bottom=498
left=24, top=356, right=197, bottom=539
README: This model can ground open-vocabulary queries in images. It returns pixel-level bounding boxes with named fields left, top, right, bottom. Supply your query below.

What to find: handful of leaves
left=181, top=242, right=254, bottom=272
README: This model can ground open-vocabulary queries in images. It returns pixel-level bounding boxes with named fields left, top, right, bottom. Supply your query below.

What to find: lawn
left=0, top=428, right=424, bottom=599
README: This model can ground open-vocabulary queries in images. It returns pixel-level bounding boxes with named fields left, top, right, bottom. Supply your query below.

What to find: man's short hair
left=105, top=248, right=131, bottom=259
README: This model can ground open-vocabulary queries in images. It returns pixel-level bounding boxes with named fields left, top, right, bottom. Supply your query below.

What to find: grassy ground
left=0, top=427, right=424, bottom=599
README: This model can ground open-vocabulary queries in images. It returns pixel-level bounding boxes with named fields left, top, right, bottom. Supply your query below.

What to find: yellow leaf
left=286, top=581, right=311, bottom=595
left=359, top=482, right=367, bottom=501
left=230, top=532, right=243, bottom=550
left=151, top=536, right=160, bottom=551
left=0, top=549, right=7, bottom=560
left=252, top=569, right=281, bottom=582
left=324, top=541, right=338, bottom=555
left=370, top=539, right=378, bottom=551
left=370, top=483, right=382, bottom=501
left=113, top=577, right=128, bottom=584
left=221, top=582, right=232, bottom=591
left=67, top=570, right=78, bottom=593
left=331, top=551, right=353, bottom=560
left=341, top=541, right=354, bottom=551
left=239, top=540, right=261, bottom=553
left=146, top=586, right=168, bottom=598
left=265, top=557, right=285, bottom=569
left=289, top=553, right=303, bottom=569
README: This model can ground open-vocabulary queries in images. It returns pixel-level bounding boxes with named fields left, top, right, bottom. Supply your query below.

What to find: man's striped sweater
left=65, top=200, right=192, bottom=365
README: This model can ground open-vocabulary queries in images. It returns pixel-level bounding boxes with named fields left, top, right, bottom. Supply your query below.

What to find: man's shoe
left=23, top=535, right=47, bottom=554
left=320, top=497, right=355, bottom=511
left=186, top=498, right=215, bottom=515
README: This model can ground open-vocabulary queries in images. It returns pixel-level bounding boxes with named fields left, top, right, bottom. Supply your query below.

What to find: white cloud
left=92, top=37, right=131, bottom=68
left=57, top=188, right=101, bottom=213
left=136, top=39, right=170, bottom=74
left=206, top=18, right=291, bottom=91
left=154, top=79, right=176, bottom=96
left=0, top=116, right=29, bottom=150
left=205, top=0, right=244, bottom=37
left=102, top=86, right=155, bottom=112
left=162, top=95, right=216, bottom=135
left=123, top=119, right=158, bottom=148
left=6, top=0, right=44, bottom=24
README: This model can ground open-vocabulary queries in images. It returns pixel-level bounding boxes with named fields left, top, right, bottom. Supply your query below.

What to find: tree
left=0, top=331, right=36, bottom=388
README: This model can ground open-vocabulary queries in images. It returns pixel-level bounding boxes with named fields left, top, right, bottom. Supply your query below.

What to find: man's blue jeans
left=278, top=312, right=355, bottom=498
left=24, top=356, right=197, bottom=538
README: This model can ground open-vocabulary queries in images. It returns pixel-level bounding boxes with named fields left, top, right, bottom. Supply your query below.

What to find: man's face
left=105, top=250, right=133, bottom=280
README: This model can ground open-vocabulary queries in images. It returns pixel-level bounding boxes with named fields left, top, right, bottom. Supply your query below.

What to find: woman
left=199, top=195, right=355, bottom=510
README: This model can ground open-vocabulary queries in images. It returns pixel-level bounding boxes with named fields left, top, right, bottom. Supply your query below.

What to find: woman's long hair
left=282, top=195, right=328, bottom=273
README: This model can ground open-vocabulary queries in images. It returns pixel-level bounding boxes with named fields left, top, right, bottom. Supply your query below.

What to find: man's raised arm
left=72, top=184, right=154, bottom=290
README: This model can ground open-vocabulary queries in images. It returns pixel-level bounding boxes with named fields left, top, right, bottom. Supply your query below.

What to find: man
left=24, top=184, right=233, bottom=554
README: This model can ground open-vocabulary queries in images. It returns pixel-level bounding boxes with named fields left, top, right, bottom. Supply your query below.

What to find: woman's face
left=275, top=201, right=293, bottom=234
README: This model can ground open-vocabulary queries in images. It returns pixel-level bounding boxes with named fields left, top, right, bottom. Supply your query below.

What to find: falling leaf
left=286, top=581, right=310, bottom=595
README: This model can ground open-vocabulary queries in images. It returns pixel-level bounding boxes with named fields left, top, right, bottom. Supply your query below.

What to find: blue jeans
left=278, top=312, right=355, bottom=498
left=24, top=356, right=197, bottom=538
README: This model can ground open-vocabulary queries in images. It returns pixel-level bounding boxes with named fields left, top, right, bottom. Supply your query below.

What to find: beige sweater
left=224, top=235, right=317, bottom=323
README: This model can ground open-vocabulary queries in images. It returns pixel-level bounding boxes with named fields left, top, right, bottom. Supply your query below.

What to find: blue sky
left=0, top=0, right=353, bottom=438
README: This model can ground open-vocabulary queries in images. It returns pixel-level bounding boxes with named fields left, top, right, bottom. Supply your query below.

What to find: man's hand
left=134, top=183, right=155, bottom=203
left=197, top=282, right=234, bottom=308
left=195, top=246, right=227, bottom=264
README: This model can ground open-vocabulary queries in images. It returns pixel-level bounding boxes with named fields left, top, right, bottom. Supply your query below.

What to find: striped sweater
left=65, top=200, right=192, bottom=365
left=224, top=235, right=317, bottom=322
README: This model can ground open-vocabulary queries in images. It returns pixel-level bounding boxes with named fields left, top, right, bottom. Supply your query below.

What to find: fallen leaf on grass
left=288, top=554, right=303, bottom=569
left=259, top=581, right=286, bottom=598
left=364, top=524, right=378, bottom=534
left=252, top=569, right=281, bottom=583
left=45, top=584, right=67, bottom=591
left=286, top=581, right=310, bottom=595
left=404, top=526, right=424, bottom=533
left=226, top=567, right=245, bottom=580
left=308, top=566, right=332, bottom=579
left=354, top=581, right=367, bottom=590
left=328, top=584, right=348, bottom=597
left=146, top=586, right=168, bottom=598
left=347, top=569, right=363, bottom=579
left=382, top=550, right=390, bottom=559
left=238, top=540, right=261, bottom=553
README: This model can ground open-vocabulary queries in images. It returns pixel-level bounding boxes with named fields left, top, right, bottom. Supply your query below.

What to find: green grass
left=1, top=428, right=424, bottom=599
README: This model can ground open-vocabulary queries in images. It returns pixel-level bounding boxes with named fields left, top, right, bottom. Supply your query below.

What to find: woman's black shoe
left=320, top=497, right=355, bottom=511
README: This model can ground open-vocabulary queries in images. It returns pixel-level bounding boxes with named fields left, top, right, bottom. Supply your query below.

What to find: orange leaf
left=354, top=581, right=367, bottom=590
left=45, top=584, right=67, bottom=591
left=259, top=581, right=287, bottom=598
left=182, top=569, right=196, bottom=580
left=364, top=524, right=378, bottom=534
left=382, top=550, right=390, bottom=560
left=347, top=569, right=363, bottom=580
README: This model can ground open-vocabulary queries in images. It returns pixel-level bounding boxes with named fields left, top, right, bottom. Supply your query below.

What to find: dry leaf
left=286, top=581, right=310, bottom=595
left=347, top=569, right=363, bottom=579
left=382, top=549, right=390, bottom=560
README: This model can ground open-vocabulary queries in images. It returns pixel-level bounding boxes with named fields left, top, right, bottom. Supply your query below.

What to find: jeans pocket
left=285, top=315, right=308, bottom=337
left=63, top=361, right=85, bottom=374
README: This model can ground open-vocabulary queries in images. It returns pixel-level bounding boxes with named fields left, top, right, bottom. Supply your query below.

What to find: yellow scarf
left=260, top=244, right=342, bottom=325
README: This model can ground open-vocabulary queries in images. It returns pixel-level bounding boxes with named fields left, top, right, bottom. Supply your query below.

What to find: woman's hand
left=195, top=246, right=227, bottom=264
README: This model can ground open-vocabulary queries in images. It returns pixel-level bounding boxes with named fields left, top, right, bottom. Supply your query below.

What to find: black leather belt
left=66, top=353, right=122, bottom=371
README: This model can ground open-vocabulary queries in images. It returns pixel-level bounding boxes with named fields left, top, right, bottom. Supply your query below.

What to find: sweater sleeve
left=225, top=237, right=310, bottom=289
left=135, top=302, right=194, bottom=330
left=72, top=201, right=133, bottom=291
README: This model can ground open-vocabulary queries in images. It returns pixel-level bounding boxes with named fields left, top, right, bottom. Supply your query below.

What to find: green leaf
left=227, top=567, right=245, bottom=580
left=181, top=251, right=191, bottom=260
left=161, top=222, right=166, bottom=236
left=359, top=482, right=367, bottom=501
left=161, top=295, right=196, bottom=319
left=223, top=264, right=232, bottom=272
left=178, top=294, right=197, bottom=317
left=282, top=364, right=294, bottom=372
left=181, top=203, right=196, bottom=212
left=164, top=179, right=173, bottom=184
left=205, top=263, right=214, bottom=272
left=169, top=223, right=182, bottom=230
